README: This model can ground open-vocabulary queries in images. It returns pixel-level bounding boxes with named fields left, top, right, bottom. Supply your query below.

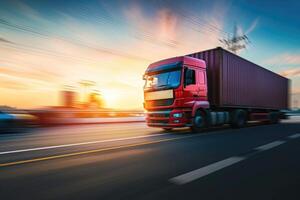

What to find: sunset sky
left=0, top=0, right=300, bottom=109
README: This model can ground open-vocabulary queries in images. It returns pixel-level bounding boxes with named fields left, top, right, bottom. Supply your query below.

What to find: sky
left=0, top=0, right=299, bottom=109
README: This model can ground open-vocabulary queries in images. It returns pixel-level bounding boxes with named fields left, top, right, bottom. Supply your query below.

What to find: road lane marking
left=0, top=133, right=176, bottom=155
left=170, top=157, right=245, bottom=185
left=0, top=134, right=198, bottom=167
left=254, top=141, right=285, bottom=151
left=170, top=135, right=299, bottom=185
left=288, top=133, right=300, bottom=139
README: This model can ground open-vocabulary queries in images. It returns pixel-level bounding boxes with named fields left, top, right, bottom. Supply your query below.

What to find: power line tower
left=219, top=24, right=250, bottom=54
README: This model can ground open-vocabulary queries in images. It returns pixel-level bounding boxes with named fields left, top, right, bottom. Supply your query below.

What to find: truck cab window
left=184, top=68, right=196, bottom=86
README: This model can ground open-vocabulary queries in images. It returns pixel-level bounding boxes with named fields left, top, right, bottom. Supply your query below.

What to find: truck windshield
left=144, top=70, right=181, bottom=90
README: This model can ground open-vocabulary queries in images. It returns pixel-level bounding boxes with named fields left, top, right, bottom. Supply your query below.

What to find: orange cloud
left=123, top=2, right=224, bottom=62
left=280, top=68, right=300, bottom=77
left=264, top=53, right=300, bottom=65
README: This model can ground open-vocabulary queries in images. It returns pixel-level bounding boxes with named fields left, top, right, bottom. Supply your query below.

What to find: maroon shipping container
left=187, top=47, right=289, bottom=110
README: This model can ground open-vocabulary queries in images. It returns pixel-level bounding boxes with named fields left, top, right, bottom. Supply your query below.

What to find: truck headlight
left=173, top=113, right=183, bottom=118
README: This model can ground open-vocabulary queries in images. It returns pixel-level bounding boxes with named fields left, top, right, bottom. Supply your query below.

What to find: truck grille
left=148, top=112, right=170, bottom=118
left=145, top=99, right=174, bottom=107
left=146, top=110, right=171, bottom=125
left=148, top=119, right=169, bottom=124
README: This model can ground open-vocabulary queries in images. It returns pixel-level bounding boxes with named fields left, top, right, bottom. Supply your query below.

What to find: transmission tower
left=219, top=24, right=250, bottom=54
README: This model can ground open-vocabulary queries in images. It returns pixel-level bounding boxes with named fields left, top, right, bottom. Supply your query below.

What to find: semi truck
left=143, top=47, right=289, bottom=132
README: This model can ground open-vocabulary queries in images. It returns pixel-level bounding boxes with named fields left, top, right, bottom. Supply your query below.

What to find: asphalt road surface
left=1, top=117, right=300, bottom=200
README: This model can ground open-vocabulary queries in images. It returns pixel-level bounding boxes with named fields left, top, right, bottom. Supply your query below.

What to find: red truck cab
left=143, top=56, right=209, bottom=131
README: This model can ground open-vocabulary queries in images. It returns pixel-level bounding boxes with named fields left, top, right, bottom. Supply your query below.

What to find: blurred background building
left=61, top=90, right=77, bottom=108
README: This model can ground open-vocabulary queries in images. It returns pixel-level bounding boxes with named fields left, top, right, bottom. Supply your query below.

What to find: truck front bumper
left=146, top=110, right=191, bottom=128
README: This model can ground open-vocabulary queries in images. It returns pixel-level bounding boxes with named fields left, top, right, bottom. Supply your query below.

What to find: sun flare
left=101, top=89, right=120, bottom=108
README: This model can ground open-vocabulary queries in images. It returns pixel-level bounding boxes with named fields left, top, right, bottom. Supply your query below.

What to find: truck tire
left=231, top=109, right=246, bottom=128
left=268, top=112, right=279, bottom=124
left=191, top=110, right=207, bottom=133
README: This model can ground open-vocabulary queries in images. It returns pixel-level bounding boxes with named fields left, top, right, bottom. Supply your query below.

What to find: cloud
left=265, top=52, right=300, bottom=108
left=0, top=78, right=29, bottom=90
left=279, top=68, right=300, bottom=77
left=123, top=4, right=180, bottom=48
left=123, top=2, right=224, bottom=61
left=245, top=18, right=259, bottom=34
left=292, top=87, right=300, bottom=95
left=157, top=8, right=178, bottom=43
left=264, top=53, right=300, bottom=65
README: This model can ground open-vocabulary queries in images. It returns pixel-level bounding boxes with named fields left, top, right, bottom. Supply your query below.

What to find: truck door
left=197, top=69, right=207, bottom=100
left=183, top=67, right=199, bottom=101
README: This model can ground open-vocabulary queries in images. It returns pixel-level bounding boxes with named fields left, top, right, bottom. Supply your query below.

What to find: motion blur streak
left=1, top=117, right=300, bottom=199
left=0, top=132, right=168, bottom=155
left=0, top=134, right=197, bottom=167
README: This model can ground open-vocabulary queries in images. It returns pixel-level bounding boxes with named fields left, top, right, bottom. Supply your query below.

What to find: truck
left=143, top=47, right=289, bottom=132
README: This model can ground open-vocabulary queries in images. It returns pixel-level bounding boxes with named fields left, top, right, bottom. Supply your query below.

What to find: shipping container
left=187, top=47, right=289, bottom=110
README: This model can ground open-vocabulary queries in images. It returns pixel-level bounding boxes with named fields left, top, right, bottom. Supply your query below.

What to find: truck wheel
left=191, top=110, right=206, bottom=133
left=268, top=112, right=279, bottom=124
left=231, top=109, right=246, bottom=128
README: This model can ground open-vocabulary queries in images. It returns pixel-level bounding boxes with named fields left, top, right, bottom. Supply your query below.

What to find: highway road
left=1, top=117, right=300, bottom=200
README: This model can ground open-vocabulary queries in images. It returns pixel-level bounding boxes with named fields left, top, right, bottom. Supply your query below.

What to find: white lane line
left=0, top=133, right=172, bottom=155
left=169, top=156, right=245, bottom=185
left=254, top=140, right=285, bottom=151
left=288, top=133, right=300, bottom=139
left=170, top=136, right=295, bottom=185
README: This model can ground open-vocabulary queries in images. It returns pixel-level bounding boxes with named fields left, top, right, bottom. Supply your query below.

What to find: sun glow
left=101, top=89, right=120, bottom=108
